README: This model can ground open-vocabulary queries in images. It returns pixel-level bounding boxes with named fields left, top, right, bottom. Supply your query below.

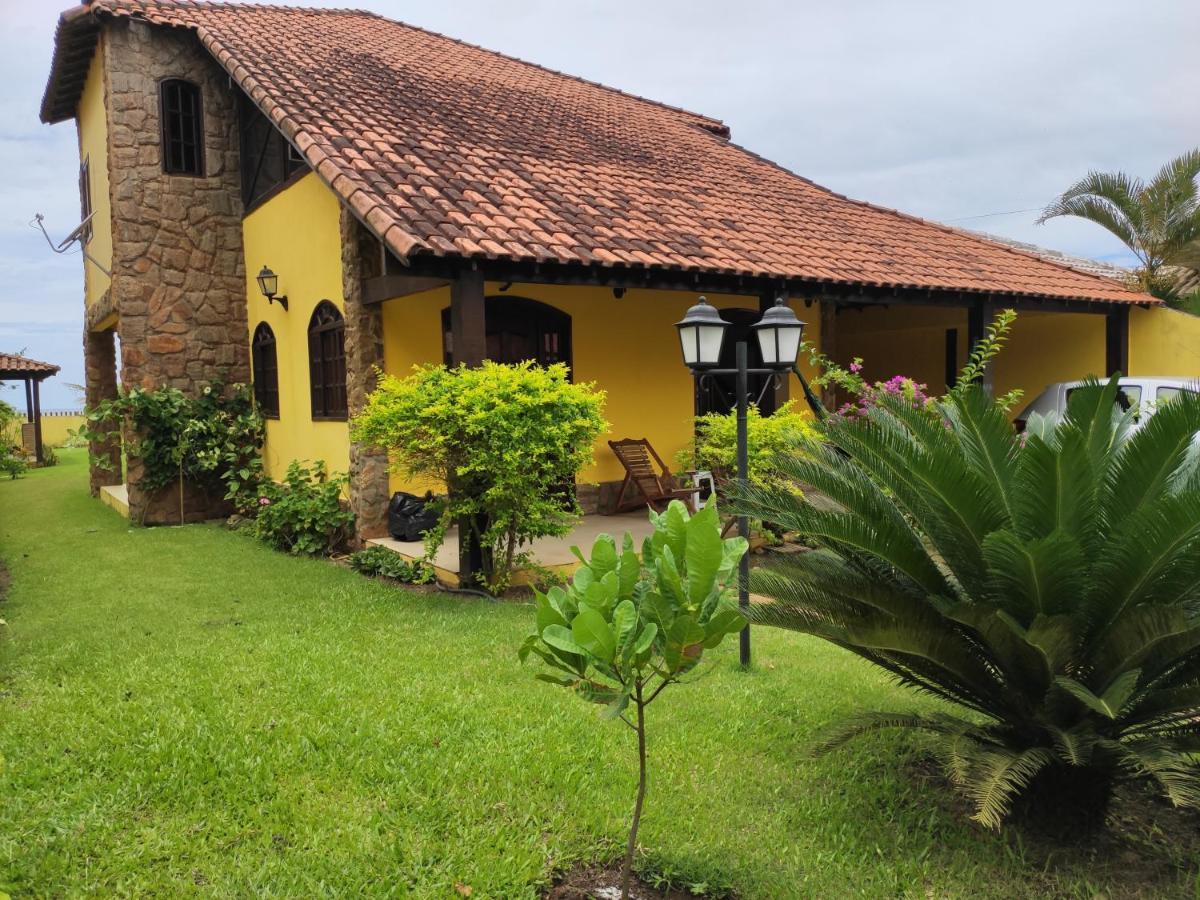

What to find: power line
left=945, top=205, right=1045, bottom=223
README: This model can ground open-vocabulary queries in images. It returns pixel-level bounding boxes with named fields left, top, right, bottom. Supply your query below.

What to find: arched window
left=308, top=301, right=347, bottom=420
left=251, top=323, right=279, bottom=418
left=160, top=79, right=204, bottom=176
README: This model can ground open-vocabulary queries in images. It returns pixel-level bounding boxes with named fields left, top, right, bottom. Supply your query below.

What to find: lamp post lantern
left=675, top=296, right=728, bottom=370
left=676, top=294, right=824, bottom=667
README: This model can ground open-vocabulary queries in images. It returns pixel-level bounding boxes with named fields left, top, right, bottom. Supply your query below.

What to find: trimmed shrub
left=352, top=361, right=606, bottom=592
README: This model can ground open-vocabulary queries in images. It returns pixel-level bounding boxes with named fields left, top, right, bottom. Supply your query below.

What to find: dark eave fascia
left=367, top=247, right=1156, bottom=313
left=40, top=5, right=102, bottom=124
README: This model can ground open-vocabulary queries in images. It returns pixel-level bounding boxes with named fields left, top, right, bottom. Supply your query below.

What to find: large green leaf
left=535, top=590, right=568, bottom=633
left=542, top=624, right=586, bottom=658
left=702, top=605, right=746, bottom=648
left=589, top=534, right=619, bottom=579
left=662, top=500, right=688, bottom=563
left=685, top=503, right=723, bottom=608
left=571, top=606, right=616, bottom=662
left=612, top=599, right=638, bottom=660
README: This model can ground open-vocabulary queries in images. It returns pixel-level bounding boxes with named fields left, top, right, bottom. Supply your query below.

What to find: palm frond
left=942, top=384, right=1019, bottom=522
left=1101, top=738, right=1200, bottom=808
left=1038, top=171, right=1145, bottom=259
left=981, top=529, right=1088, bottom=621
left=810, top=710, right=979, bottom=755
left=1102, top=389, right=1200, bottom=521
left=963, top=747, right=1057, bottom=830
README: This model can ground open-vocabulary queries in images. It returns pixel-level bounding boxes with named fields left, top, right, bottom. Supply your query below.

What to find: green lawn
left=0, top=451, right=1195, bottom=897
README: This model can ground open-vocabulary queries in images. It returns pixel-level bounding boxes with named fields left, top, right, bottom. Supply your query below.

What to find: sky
left=1, top=0, right=1197, bottom=409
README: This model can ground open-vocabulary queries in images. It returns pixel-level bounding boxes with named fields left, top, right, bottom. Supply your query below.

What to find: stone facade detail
left=83, top=327, right=121, bottom=496
left=341, top=208, right=391, bottom=542
left=100, top=20, right=250, bottom=523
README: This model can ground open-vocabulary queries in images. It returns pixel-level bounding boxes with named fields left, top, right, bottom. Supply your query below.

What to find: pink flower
left=259, top=497, right=271, bottom=506
left=849, top=362, right=863, bottom=373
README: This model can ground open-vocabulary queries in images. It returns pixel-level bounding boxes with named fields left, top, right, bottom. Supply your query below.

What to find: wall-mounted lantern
left=256, top=265, right=289, bottom=311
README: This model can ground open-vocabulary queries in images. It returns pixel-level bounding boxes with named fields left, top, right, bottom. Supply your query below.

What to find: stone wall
left=341, top=209, right=391, bottom=542
left=82, top=326, right=121, bottom=496
left=101, top=20, right=250, bottom=523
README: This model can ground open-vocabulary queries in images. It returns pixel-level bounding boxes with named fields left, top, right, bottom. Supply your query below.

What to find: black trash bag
left=387, top=491, right=441, bottom=542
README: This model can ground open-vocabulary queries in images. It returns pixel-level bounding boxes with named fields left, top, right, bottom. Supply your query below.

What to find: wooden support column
left=449, top=267, right=489, bottom=586
left=818, top=301, right=838, bottom=411
left=24, top=378, right=34, bottom=426
left=31, top=378, right=44, bottom=464
left=450, top=269, right=486, bottom=368
left=967, top=300, right=997, bottom=396
left=1106, top=305, right=1130, bottom=376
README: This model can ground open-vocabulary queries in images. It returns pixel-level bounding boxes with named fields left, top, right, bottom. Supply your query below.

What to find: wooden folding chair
left=608, top=438, right=697, bottom=513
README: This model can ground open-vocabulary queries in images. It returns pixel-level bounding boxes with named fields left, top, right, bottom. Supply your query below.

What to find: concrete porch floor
left=366, top=510, right=657, bottom=587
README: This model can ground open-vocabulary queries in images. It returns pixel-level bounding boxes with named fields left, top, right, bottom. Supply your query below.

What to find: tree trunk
left=621, top=685, right=648, bottom=900
left=1013, top=765, right=1114, bottom=838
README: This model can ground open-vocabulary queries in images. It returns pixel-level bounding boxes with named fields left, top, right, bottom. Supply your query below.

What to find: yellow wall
left=40, top=414, right=86, bottom=448
left=242, top=173, right=350, bottom=480
left=836, top=304, right=1110, bottom=412
left=993, top=311, right=1105, bottom=405
left=77, top=40, right=113, bottom=308
left=380, top=285, right=823, bottom=491
left=1130, top=306, right=1200, bottom=377
left=836, top=305, right=968, bottom=393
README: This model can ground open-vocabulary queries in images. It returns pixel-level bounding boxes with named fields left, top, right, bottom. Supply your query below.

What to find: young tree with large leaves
left=520, top=502, right=747, bottom=898
left=1038, top=148, right=1200, bottom=303
left=734, top=375, right=1200, bottom=833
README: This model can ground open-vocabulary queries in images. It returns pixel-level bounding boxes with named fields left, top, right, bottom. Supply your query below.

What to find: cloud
left=1, top=0, right=1196, bottom=406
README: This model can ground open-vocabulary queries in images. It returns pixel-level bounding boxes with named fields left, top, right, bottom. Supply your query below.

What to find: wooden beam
left=944, top=328, right=959, bottom=391
left=449, top=269, right=486, bottom=366
left=818, top=301, right=838, bottom=411
left=448, top=268, right=488, bottom=585
left=362, top=274, right=451, bottom=306
left=968, top=301, right=997, bottom=396
left=1106, top=305, right=1130, bottom=376
left=31, top=378, right=43, bottom=464
left=382, top=250, right=1151, bottom=315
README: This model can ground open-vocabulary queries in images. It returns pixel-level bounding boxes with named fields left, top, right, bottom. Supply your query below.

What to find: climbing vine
left=81, top=382, right=265, bottom=515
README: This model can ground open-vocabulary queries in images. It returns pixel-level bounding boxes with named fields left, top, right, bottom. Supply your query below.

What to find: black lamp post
left=256, top=265, right=289, bottom=310
left=676, top=295, right=824, bottom=667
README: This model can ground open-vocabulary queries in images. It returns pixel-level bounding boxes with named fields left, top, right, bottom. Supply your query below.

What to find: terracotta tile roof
left=970, top=231, right=1134, bottom=283
left=42, top=0, right=1158, bottom=306
left=0, top=354, right=60, bottom=377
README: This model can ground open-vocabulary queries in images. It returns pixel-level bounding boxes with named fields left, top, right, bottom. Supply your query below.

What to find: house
left=40, top=0, right=1199, bottom=536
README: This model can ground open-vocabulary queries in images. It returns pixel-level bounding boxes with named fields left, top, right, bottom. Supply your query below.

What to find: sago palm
left=1038, top=148, right=1200, bottom=302
left=735, top=377, right=1200, bottom=831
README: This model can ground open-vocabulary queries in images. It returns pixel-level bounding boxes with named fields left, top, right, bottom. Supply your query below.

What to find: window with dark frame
left=307, top=301, right=347, bottom=420
left=160, top=79, right=204, bottom=176
left=251, top=323, right=280, bottom=418
left=78, top=155, right=93, bottom=243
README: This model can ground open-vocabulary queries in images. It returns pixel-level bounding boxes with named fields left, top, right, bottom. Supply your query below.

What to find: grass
left=0, top=451, right=1197, bottom=897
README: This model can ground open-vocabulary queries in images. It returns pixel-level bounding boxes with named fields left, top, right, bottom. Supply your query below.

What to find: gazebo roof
left=0, top=353, right=60, bottom=381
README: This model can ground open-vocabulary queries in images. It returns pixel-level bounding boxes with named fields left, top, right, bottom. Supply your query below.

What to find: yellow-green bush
left=678, top=401, right=818, bottom=492
left=352, top=361, right=606, bottom=592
